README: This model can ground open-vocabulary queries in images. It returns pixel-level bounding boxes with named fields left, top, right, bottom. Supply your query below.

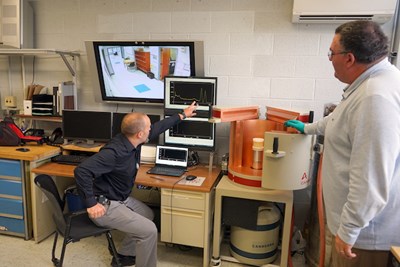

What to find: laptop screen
left=155, top=145, right=188, bottom=168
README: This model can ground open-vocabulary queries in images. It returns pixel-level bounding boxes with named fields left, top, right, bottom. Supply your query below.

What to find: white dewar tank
left=262, top=132, right=312, bottom=190
left=230, top=204, right=281, bottom=265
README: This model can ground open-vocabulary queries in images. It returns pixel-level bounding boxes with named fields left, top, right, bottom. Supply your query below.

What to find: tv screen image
left=85, top=41, right=204, bottom=105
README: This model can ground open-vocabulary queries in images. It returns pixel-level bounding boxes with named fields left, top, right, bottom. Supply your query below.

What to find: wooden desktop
left=31, top=156, right=221, bottom=267
left=389, top=246, right=400, bottom=266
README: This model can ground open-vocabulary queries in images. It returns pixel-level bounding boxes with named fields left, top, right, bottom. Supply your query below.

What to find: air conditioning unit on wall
left=0, top=0, right=34, bottom=48
left=292, top=0, right=398, bottom=24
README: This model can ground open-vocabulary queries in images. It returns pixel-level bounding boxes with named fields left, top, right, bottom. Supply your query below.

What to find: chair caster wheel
left=211, top=257, right=221, bottom=266
left=52, top=258, right=60, bottom=266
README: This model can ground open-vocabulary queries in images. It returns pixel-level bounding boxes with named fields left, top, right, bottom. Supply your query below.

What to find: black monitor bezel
left=62, top=110, right=112, bottom=143
left=91, top=41, right=198, bottom=105
left=164, top=76, right=217, bottom=111
left=163, top=116, right=216, bottom=151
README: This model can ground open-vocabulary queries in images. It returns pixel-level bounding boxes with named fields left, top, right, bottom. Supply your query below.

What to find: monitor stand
left=73, top=140, right=102, bottom=148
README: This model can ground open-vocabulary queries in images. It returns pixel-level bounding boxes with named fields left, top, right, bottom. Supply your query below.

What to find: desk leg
left=203, top=192, right=214, bottom=267
left=211, top=189, right=222, bottom=266
left=280, top=197, right=293, bottom=267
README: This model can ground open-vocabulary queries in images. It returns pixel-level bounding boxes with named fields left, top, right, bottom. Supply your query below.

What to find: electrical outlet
left=5, top=96, right=17, bottom=108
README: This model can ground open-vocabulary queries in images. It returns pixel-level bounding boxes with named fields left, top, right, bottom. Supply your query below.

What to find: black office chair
left=34, top=174, right=121, bottom=267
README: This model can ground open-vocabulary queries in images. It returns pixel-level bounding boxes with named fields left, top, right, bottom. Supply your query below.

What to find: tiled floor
left=0, top=231, right=309, bottom=267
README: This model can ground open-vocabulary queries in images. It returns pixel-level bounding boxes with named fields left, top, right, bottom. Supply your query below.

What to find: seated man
left=75, top=102, right=197, bottom=267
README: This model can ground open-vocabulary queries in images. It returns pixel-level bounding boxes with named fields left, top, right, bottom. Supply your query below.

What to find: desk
left=31, top=162, right=221, bottom=267
left=0, top=145, right=60, bottom=239
left=389, top=246, right=400, bottom=267
left=211, top=176, right=293, bottom=267
left=138, top=165, right=221, bottom=267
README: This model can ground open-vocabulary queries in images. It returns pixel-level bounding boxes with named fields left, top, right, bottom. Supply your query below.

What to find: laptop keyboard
left=147, top=166, right=186, bottom=177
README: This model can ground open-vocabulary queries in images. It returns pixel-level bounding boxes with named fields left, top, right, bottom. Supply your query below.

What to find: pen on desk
left=150, top=176, right=165, bottom=181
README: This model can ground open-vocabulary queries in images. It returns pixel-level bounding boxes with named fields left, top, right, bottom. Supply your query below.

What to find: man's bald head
left=121, top=113, right=147, bottom=136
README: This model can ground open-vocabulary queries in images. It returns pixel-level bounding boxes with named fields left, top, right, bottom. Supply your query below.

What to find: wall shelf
left=0, top=48, right=79, bottom=56
left=0, top=49, right=80, bottom=76
left=1, top=48, right=80, bottom=115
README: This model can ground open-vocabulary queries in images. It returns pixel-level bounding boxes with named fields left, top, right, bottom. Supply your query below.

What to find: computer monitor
left=62, top=110, right=112, bottom=147
left=85, top=40, right=204, bottom=105
left=164, top=76, right=217, bottom=116
left=112, top=112, right=161, bottom=144
left=164, top=116, right=216, bottom=150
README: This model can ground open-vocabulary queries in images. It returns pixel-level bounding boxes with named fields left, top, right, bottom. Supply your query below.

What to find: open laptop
left=146, top=145, right=189, bottom=177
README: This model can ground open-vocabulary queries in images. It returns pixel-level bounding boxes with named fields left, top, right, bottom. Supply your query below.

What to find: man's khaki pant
left=328, top=232, right=389, bottom=267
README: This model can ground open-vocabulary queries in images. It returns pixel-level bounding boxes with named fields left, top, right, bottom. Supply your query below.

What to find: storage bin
left=65, top=186, right=85, bottom=212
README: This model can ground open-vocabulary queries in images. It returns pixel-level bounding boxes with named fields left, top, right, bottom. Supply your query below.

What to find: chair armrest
left=69, top=209, right=88, bottom=217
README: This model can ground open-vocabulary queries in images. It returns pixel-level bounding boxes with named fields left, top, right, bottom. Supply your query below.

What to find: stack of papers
left=178, top=177, right=205, bottom=186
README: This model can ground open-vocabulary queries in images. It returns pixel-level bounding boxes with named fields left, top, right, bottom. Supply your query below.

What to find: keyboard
left=147, top=166, right=186, bottom=177
left=51, top=154, right=89, bottom=165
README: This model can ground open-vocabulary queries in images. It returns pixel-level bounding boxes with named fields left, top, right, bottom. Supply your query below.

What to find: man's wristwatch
left=95, top=195, right=110, bottom=205
left=180, top=111, right=187, bottom=120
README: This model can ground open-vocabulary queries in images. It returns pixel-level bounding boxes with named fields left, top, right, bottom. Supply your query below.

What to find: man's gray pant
left=92, top=196, right=157, bottom=267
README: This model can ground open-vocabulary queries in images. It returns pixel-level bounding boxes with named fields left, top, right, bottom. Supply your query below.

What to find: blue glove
left=284, top=120, right=305, bottom=133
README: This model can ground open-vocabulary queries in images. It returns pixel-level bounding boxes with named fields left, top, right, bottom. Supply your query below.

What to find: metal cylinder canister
left=230, top=203, right=281, bottom=265
left=252, top=138, right=264, bottom=170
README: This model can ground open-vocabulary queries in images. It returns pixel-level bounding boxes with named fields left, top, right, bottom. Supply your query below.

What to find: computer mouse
left=185, top=175, right=197, bottom=181
left=16, top=148, right=30, bottom=152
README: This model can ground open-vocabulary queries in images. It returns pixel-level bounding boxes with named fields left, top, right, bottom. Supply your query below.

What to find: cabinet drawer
left=0, top=216, right=25, bottom=234
left=160, top=206, right=204, bottom=248
left=0, top=180, right=22, bottom=197
left=161, top=189, right=205, bottom=211
left=0, top=159, right=22, bottom=179
left=0, top=198, right=23, bottom=217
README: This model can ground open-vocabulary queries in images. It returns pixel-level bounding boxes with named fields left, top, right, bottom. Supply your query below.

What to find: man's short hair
left=121, top=113, right=147, bottom=136
left=335, top=20, right=389, bottom=64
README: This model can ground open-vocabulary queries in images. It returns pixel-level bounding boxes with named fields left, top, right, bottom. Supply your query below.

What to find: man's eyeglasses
left=328, top=50, right=349, bottom=60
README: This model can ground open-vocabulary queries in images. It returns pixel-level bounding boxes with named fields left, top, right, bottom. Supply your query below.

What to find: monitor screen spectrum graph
left=164, top=76, right=217, bottom=111
left=170, top=81, right=214, bottom=106
left=164, top=116, right=215, bottom=149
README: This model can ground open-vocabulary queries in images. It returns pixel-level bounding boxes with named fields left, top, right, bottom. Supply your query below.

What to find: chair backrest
left=34, top=174, right=67, bottom=234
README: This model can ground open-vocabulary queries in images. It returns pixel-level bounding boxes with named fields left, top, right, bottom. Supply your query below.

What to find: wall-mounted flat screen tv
left=85, top=41, right=204, bottom=105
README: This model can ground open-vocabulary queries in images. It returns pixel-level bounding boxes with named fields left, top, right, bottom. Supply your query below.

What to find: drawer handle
left=0, top=213, right=23, bottom=220
left=174, top=196, right=189, bottom=200
left=162, top=208, right=203, bottom=218
left=163, top=190, right=203, bottom=199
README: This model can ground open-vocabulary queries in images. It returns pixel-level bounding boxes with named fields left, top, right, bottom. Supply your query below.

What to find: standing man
left=75, top=102, right=197, bottom=267
left=285, top=21, right=400, bottom=267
